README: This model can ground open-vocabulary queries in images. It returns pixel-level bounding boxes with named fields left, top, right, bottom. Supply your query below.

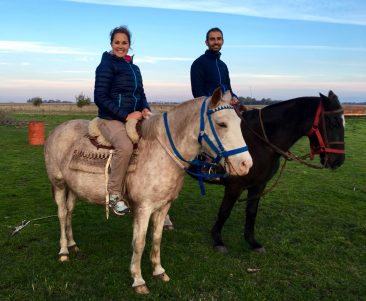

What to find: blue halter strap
left=163, top=97, right=249, bottom=194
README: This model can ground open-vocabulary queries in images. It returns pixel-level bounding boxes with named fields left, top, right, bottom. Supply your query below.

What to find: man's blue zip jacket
left=190, top=50, right=237, bottom=99
left=94, top=51, right=150, bottom=122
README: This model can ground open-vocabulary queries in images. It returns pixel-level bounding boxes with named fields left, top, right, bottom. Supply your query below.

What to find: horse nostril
left=241, top=161, right=247, bottom=171
left=241, top=158, right=253, bottom=170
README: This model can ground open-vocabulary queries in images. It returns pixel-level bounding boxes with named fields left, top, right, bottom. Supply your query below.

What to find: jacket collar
left=105, top=51, right=134, bottom=63
left=205, top=49, right=221, bottom=59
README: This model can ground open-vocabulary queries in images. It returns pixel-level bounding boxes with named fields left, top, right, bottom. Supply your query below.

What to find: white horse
left=44, top=88, right=253, bottom=294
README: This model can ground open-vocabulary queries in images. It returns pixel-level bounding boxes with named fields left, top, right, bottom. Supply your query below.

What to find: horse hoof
left=69, top=245, right=80, bottom=253
left=214, top=245, right=228, bottom=253
left=154, top=272, right=170, bottom=282
left=59, top=255, right=69, bottom=262
left=163, top=225, right=174, bottom=231
left=253, top=247, right=266, bottom=254
left=134, top=284, right=150, bottom=295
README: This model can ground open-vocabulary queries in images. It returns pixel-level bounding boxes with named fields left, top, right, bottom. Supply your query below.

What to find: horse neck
left=158, top=98, right=203, bottom=163
left=258, top=97, right=320, bottom=151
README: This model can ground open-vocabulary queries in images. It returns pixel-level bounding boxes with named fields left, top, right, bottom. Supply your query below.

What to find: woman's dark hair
left=110, top=26, right=131, bottom=45
left=205, top=27, right=223, bottom=41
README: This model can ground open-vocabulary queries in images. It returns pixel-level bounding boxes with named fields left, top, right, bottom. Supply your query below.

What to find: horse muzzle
left=225, top=154, right=253, bottom=176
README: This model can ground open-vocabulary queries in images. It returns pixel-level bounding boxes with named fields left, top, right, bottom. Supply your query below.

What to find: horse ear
left=222, top=90, right=232, bottom=102
left=210, top=87, right=222, bottom=108
left=328, top=90, right=337, bottom=100
left=319, top=92, right=327, bottom=100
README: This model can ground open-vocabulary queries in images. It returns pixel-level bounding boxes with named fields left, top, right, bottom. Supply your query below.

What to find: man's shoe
left=109, top=195, right=130, bottom=216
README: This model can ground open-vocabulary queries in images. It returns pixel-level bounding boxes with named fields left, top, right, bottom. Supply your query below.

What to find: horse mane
left=167, top=99, right=201, bottom=140
left=140, top=113, right=161, bottom=140
left=141, top=98, right=202, bottom=141
left=261, top=96, right=320, bottom=123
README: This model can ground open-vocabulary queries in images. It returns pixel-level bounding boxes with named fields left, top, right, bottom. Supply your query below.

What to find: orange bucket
left=28, top=121, right=45, bottom=145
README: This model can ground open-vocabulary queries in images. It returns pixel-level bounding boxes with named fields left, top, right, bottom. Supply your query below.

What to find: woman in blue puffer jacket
left=94, top=26, right=151, bottom=216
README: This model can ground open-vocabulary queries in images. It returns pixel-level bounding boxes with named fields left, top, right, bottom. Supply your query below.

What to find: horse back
left=44, top=119, right=90, bottom=176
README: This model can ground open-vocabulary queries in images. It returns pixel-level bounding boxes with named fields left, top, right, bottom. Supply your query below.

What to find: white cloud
left=0, top=41, right=99, bottom=55
left=0, top=79, right=93, bottom=89
left=135, top=56, right=194, bottom=64
left=226, top=44, right=366, bottom=51
left=63, top=70, right=91, bottom=73
left=231, top=73, right=301, bottom=80
left=66, top=0, right=366, bottom=25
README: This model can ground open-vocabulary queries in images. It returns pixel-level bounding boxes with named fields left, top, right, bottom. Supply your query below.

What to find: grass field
left=0, top=113, right=365, bottom=301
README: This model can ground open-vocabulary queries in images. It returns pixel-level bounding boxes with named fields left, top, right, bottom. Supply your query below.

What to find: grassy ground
left=0, top=114, right=365, bottom=301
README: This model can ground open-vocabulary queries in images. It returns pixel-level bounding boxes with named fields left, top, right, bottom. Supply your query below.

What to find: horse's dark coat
left=211, top=91, right=345, bottom=252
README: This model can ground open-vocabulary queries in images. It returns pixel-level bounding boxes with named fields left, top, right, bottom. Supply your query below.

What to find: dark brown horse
left=209, top=91, right=345, bottom=253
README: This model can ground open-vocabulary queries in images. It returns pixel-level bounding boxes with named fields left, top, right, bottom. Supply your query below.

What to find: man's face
left=206, top=31, right=224, bottom=53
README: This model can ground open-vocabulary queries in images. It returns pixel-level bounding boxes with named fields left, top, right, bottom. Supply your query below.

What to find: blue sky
left=0, top=0, right=365, bottom=103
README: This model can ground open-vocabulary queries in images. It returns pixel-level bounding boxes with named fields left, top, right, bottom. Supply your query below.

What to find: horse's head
left=309, top=91, right=345, bottom=169
left=202, top=87, right=253, bottom=176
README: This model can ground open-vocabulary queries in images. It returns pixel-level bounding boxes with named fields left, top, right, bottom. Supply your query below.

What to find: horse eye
left=217, top=122, right=227, bottom=128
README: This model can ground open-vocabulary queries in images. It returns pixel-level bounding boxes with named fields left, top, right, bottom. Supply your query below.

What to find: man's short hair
left=205, top=27, right=223, bottom=41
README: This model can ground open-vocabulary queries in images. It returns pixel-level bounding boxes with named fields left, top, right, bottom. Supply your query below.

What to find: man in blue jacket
left=190, top=27, right=239, bottom=104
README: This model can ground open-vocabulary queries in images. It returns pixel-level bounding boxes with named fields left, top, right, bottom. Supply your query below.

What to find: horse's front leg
left=130, top=206, right=152, bottom=294
left=150, top=203, right=171, bottom=282
left=211, top=181, right=243, bottom=253
left=245, top=185, right=266, bottom=253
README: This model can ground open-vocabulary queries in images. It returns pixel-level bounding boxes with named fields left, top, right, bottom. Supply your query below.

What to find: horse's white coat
left=44, top=89, right=252, bottom=292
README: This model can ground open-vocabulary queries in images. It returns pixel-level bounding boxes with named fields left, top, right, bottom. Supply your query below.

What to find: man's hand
left=230, top=97, right=239, bottom=105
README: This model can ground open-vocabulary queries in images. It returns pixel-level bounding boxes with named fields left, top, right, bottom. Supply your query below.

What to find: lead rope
left=244, top=110, right=324, bottom=169
left=156, top=136, right=186, bottom=169
left=239, top=158, right=288, bottom=202
left=105, top=149, right=114, bottom=220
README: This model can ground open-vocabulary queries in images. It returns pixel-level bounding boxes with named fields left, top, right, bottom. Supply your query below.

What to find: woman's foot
left=109, top=194, right=130, bottom=216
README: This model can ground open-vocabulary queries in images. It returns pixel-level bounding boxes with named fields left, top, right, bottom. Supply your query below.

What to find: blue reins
left=163, top=97, right=249, bottom=194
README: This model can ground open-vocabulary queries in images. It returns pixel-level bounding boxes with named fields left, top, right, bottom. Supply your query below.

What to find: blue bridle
left=163, top=97, right=249, bottom=194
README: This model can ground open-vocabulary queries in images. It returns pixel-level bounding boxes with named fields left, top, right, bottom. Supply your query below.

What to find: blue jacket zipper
left=215, top=58, right=226, bottom=92
left=128, top=64, right=138, bottom=111
left=118, top=94, right=122, bottom=107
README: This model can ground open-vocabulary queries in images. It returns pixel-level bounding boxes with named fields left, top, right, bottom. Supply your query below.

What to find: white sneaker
left=109, top=195, right=130, bottom=216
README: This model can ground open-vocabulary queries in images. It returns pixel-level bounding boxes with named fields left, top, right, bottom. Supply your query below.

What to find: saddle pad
left=69, top=136, right=111, bottom=174
left=69, top=135, right=138, bottom=174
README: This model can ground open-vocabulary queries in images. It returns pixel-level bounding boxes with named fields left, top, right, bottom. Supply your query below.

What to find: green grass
left=0, top=114, right=365, bottom=301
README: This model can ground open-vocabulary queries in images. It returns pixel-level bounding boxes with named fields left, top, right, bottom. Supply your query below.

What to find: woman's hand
left=126, top=111, right=143, bottom=120
left=142, top=108, right=152, bottom=119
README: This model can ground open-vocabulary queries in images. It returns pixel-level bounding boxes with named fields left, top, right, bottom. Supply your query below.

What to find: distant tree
left=75, top=93, right=91, bottom=108
left=27, top=97, right=43, bottom=106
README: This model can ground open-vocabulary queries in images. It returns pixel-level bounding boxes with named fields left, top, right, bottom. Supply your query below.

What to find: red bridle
left=307, top=101, right=345, bottom=160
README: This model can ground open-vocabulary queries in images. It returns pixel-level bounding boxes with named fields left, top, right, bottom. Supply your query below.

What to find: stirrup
left=109, top=195, right=130, bottom=216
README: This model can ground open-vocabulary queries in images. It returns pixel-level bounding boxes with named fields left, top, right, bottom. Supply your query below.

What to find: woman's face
left=111, top=32, right=129, bottom=58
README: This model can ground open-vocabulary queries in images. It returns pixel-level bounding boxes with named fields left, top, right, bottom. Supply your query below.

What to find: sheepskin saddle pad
left=68, top=118, right=140, bottom=174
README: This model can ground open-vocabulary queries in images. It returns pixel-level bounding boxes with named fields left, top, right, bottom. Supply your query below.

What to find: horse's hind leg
left=150, top=203, right=171, bottom=282
left=163, top=214, right=174, bottom=231
left=245, top=185, right=266, bottom=253
left=65, top=189, right=79, bottom=253
left=53, top=185, right=69, bottom=261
